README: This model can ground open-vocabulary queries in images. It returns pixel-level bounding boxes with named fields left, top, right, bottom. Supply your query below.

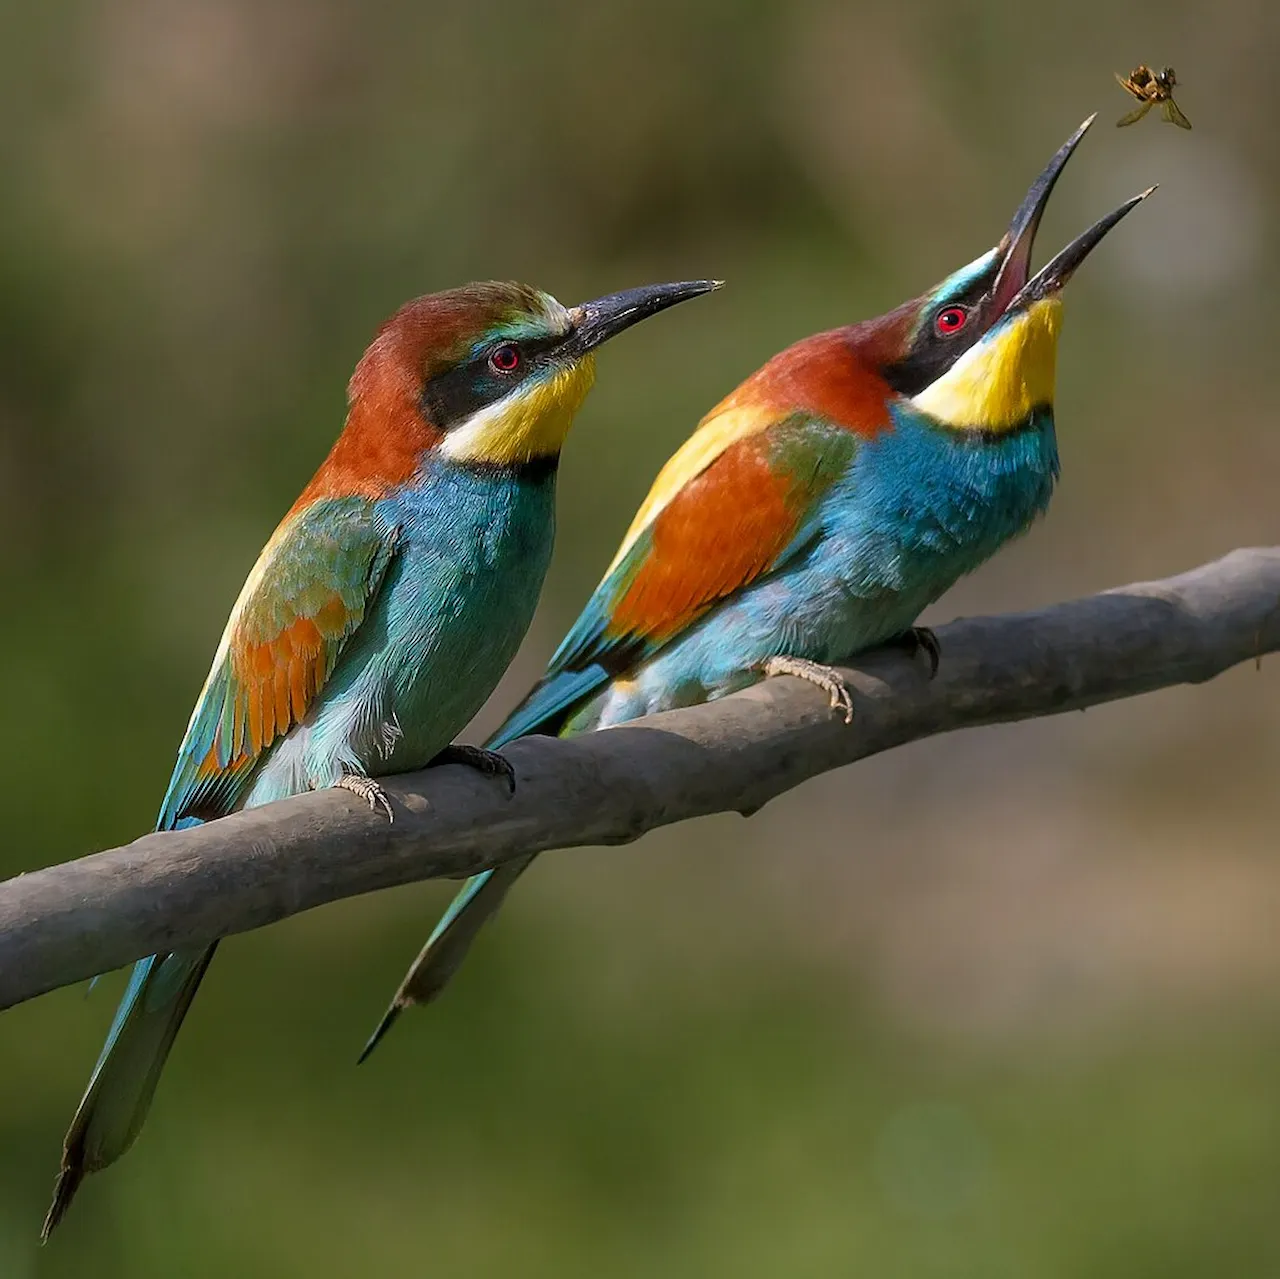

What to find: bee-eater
left=360, top=117, right=1152, bottom=1059
left=42, top=276, right=719, bottom=1237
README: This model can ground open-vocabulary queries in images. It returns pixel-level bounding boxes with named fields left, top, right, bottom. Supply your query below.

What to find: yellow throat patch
left=912, top=296, right=1062, bottom=433
left=441, top=356, right=598, bottom=466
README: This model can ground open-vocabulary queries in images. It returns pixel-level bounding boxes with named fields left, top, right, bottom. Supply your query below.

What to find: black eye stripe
left=422, top=331, right=569, bottom=429
left=484, top=332, right=564, bottom=365
left=883, top=289, right=990, bottom=397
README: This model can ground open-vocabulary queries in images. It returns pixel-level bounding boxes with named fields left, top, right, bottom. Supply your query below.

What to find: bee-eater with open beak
left=42, top=277, right=719, bottom=1237
left=361, top=117, right=1153, bottom=1059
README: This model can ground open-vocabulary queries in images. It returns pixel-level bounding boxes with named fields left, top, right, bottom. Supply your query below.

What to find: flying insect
left=1116, top=64, right=1191, bottom=129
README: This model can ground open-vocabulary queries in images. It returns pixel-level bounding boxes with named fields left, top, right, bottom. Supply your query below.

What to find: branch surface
left=3, top=547, right=1278, bottom=1012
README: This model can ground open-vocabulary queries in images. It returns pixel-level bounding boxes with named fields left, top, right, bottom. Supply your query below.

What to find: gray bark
left=2, top=547, right=1278, bottom=1013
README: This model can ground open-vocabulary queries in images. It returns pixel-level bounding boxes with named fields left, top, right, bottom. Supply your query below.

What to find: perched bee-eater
left=42, top=277, right=719, bottom=1237
left=361, top=117, right=1152, bottom=1058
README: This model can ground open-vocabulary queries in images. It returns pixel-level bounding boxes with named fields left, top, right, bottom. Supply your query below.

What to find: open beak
left=987, top=115, right=1155, bottom=316
left=567, top=279, right=722, bottom=355
left=1006, top=187, right=1156, bottom=308
left=988, top=115, right=1096, bottom=316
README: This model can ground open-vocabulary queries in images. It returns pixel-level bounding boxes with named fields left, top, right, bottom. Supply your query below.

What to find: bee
left=1115, top=64, right=1192, bottom=129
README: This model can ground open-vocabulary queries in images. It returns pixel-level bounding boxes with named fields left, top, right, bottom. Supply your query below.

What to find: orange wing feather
left=548, top=410, right=861, bottom=683
left=609, top=434, right=803, bottom=645
left=600, top=329, right=900, bottom=654
left=546, top=324, right=901, bottom=680
left=508, top=338, right=898, bottom=737
left=159, top=501, right=397, bottom=828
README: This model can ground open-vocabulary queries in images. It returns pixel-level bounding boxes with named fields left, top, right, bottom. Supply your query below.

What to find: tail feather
left=360, top=670, right=602, bottom=1061
left=42, top=945, right=217, bottom=1240
left=359, top=857, right=534, bottom=1063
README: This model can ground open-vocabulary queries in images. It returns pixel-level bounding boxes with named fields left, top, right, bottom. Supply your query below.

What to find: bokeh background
left=3, top=0, right=1280, bottom=1274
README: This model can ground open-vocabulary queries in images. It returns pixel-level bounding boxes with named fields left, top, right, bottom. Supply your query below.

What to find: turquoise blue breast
left=831, top=403, right=1060, bottom=593
left=785, top=404, right=1059, bottom=660
left=324, top=462, right=558, bottom=773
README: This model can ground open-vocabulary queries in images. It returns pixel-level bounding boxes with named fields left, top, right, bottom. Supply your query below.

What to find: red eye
left=934, top=306, right=969, bottom=336
left=489, top=343, right=521, bottom=373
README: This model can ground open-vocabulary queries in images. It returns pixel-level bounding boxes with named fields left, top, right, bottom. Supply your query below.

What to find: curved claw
left=335, top=773, right=394, bottom=822
left=910, top=626, right=942, bottom=679
left=432, top=744, right=517, bottom=795
left=888, top=627, right=942, bottom=679
left=762, top=655, right=854, bottom=724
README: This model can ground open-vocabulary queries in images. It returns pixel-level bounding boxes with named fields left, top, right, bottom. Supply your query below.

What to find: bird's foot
left=888, top=626, right=941, bottom=678
left=335, top=772, right=394, bottom=822
left=762, top=656, right=854, bottom=724
left=432, top=743, right=517, bottom=795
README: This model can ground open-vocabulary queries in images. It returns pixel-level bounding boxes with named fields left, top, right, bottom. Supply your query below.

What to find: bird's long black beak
left=1007, top=187, right=1156, bottom=308
left=566, top=279, right=722, bottom=355
left=989, top=115, right=1096, bottom=316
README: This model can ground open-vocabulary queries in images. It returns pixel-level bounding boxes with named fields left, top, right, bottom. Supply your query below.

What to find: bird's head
left=857, top=115, right=1152, bottom=434
left=323, top=278, right=719, bottom=495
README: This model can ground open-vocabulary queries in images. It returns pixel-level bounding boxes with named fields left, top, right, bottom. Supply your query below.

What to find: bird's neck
left=290, top=392, right=442, bottom=514
left=434, top=453, right=562, bottom=485
left=879, top=403, right=1060, bottom=552
left=911, top=300, right=1062, bottom=435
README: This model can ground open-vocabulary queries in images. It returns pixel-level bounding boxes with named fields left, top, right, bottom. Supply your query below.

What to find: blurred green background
left=3, top=0, right=1280, bottom=1273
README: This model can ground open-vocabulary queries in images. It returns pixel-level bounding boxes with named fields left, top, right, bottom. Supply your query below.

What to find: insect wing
left=1162, top=97, right=1193, bottom=129
left=1116, top=100, right=1154, bottom=127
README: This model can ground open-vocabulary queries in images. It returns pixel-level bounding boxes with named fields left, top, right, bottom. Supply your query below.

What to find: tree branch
left=3, top=547, right=1279, bottom=1013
